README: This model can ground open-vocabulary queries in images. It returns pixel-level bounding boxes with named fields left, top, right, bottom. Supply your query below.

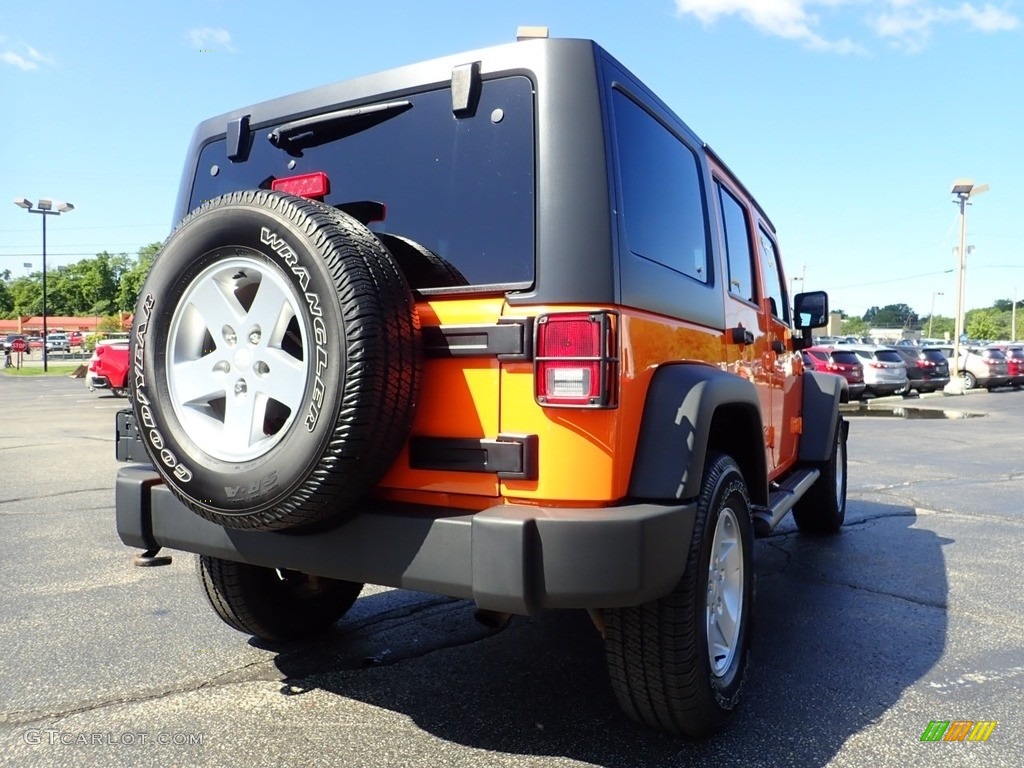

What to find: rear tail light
left=916, top=360, right=934, bottom=368
left=535, top=312, right=617, bottom=407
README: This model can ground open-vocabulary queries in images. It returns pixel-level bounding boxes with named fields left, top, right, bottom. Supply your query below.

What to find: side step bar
left=751, top=467, right=820, bottom=537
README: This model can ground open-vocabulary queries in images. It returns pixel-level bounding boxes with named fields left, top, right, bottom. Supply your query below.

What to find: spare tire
left=130, top=190, right=420, bottom=531
left=374, top=233, right=468, bottom=289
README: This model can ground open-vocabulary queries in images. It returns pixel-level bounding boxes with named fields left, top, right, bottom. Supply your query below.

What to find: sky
left=2, top=0, right=1022, bottom=320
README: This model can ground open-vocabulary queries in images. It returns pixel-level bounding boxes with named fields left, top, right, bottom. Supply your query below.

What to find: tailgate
left=377, top=297, right=531, bottom=499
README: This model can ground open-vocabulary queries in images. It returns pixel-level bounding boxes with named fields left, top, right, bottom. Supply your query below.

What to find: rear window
left=190, top=76, right=535, bottom=292
left=829, top=351, right=860, bottom=365
left=921, top=349, right=947, bottom=363
left=983, top=349, right=1007, bottom=360
left=1006, top=348, right=1024, bottom=360
left=875, top=350, right=903, bottom=364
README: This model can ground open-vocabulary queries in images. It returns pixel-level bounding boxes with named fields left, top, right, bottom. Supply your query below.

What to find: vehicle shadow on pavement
left=270, top=500, right=947, bottom=767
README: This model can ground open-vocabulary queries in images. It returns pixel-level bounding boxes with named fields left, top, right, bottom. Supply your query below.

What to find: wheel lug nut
left=254, top=361, right=269, bottom=377
left=248, top=325, right=262, bottom=345
left=223, top=325, right=237, bottom=346
left=234, top=379, right=247, bottom=397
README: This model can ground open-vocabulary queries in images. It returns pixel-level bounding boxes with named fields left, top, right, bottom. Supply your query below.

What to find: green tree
left=965, top=307, right=1010, bottom=340
left=922, top=315, right=954, bottom=338
left=863, top=303, right=917, bottom=328
left=98, top=314, right=125, bottom=333
left=9, top=275, right=42, bottom=316
left=0, top=272, right=12, bottom=316
left=841, top=315, right=869, bottom=335
left=116, top=243, right=161, bottom=311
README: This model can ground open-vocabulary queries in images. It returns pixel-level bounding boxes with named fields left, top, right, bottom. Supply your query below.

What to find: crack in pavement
left=0, top=443, right=63, bottom=452
left=0, top=488, right=112, bottom=507
left=0, top=596, right=499, bottom=727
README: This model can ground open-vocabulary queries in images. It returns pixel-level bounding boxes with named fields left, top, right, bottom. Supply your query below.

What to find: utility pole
left=1013, top=287, right=1018, bottom=343
left=948, top=180, right=988, bottom=392
left=928, top=291, right=943, bottom=338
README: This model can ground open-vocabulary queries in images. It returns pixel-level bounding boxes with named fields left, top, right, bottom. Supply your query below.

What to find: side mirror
left=794, top=291, right=829, bottom=329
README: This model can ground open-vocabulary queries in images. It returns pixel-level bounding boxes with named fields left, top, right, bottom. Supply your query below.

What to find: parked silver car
left=845, top=346, right=908, bottom=397
left=935, top=345, right=1011, bottom=390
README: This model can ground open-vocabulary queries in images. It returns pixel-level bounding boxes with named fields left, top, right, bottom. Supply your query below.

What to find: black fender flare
left=628, top=363, right=767, bottom=504
left=798, top=371, right=843, bottom=464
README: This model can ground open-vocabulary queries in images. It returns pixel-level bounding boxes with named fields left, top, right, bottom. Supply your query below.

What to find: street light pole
left=13, top=198, right=74, bottom=373
left=948, top=180, right=987, bottom=392
left=928, top=291, right=943, bottom=338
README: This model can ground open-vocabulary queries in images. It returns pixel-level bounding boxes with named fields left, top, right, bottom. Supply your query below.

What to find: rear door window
left=612, top=89, right=709, bottom=283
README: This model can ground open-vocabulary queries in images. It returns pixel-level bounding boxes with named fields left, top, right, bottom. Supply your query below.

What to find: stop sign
left=11, top=339, right=27, bottom=353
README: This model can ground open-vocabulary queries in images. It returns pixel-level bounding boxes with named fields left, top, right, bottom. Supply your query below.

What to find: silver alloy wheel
left=834, top=427, right=845, bottom=510
left=166, top=253, right=310, bottom=463
left=706, top=506, right=744, bottom=676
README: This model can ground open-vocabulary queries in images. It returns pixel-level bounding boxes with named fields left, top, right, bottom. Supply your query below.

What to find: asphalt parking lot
left=0, top=375, right=1022, bottom=768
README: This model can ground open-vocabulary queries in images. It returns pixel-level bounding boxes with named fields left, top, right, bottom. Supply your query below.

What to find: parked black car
left=894, top=346, right=950, bottom=393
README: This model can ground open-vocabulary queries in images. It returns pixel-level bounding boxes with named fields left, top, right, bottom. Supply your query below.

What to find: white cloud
left=0, top=41, right=53, bottom=71
left=188, top=27, right=236, bottom=52
left=873, top=2, right=1019, bottom=51
left=958, top=3, right=1019, bottom=32
left=674, top=1, right=1020, bottom=53
left=675, top=0, right=865, bottom=53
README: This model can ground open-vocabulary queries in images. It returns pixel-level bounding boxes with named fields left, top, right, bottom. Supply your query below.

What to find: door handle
left=730, top=327, right=755, bottom=345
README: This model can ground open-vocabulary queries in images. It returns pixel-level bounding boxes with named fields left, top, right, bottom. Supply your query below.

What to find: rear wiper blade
left=267, top=99, right=412, bottom=153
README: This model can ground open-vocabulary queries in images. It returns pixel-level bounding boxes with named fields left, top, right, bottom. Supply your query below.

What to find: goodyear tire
left=374, top=233, right=469, bottom=289
left=130, top=190, right=420, bottom=531
left=604, top=453, right=754, bottom=737
left=197, top=555, right=363, bottom=642
left=793, top=418, right=848, bottom=535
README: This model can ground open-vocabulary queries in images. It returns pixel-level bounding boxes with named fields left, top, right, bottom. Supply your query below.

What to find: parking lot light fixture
left=12, top=198, right=75, bottom=372
left=947, top=180, right=988, bottom=394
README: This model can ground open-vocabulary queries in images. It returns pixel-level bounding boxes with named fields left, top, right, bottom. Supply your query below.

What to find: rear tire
left=197, top=555, right=362, bottom=642
left=604, top=453, right=754, bottom=737
left=793, top=418, right=847, bottom=535
left=962, top=371, right=977, bottom=390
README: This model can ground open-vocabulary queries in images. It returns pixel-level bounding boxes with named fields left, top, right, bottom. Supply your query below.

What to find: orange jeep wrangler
left=115, top=31, right=847, bottom=737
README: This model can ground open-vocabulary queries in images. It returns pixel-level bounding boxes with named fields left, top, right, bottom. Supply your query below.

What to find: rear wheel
left=961, top=371, right=977, bottom=390
left=793, top=418, right=847, bottom=535
left=604, top=453, right=754, bottom=737
left=197, top=555, right=363, bottom=642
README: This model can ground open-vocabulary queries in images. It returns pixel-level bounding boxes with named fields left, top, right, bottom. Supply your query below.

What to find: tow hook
left=133, top=548, right=173, bottom=567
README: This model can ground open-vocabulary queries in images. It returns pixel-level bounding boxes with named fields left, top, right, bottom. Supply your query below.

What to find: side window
left=758, top=228, right=788, bottom=323
left=612, top=89, right=709, bottom=283
left=717, top=183, right=756, bottom=303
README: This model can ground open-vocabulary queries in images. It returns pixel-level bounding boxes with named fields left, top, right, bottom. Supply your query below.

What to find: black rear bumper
left=116, top=465, right=695, bottom=615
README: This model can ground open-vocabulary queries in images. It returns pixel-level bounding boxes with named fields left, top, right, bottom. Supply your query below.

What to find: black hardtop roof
left=190, top=37, right=607, bottom=144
